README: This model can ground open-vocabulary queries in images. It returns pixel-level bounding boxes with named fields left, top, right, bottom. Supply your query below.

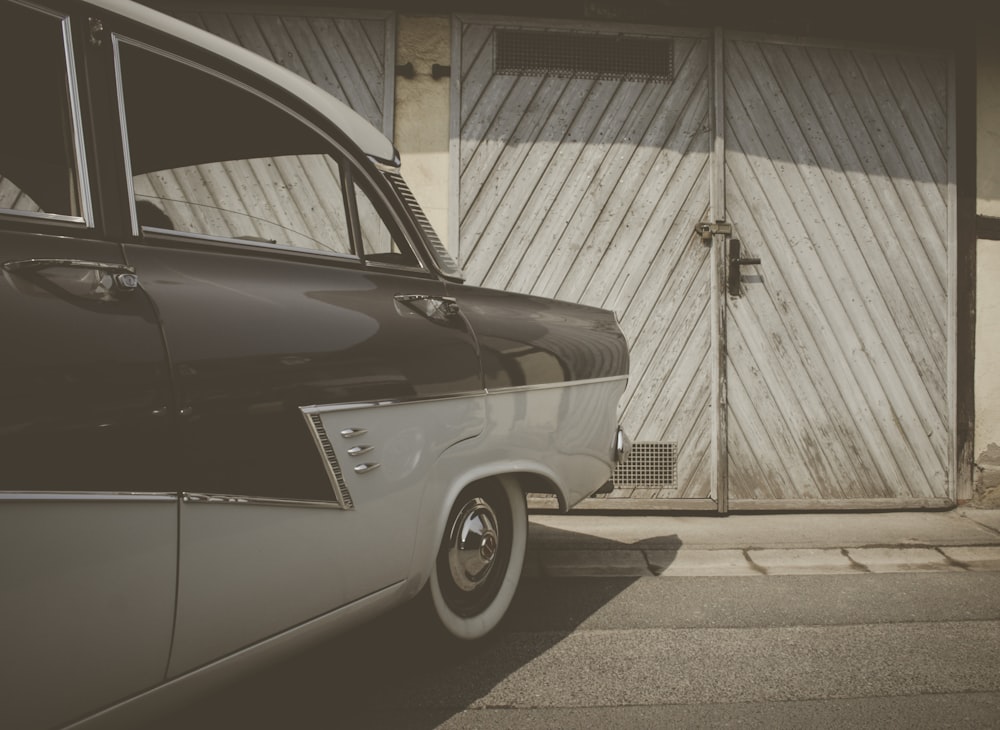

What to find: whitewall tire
left=428, top=477, right=527, bottom=641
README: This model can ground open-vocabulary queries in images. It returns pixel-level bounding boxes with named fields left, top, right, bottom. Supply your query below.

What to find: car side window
left=116, top=40, right=354, bottom=256
left=0, top=1, right=89, bottom=222
left=352, top=176, right=419, bottom=267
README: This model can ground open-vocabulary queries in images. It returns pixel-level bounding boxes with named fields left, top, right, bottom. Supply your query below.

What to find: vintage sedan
left=0, top=0, right=630, bottom=727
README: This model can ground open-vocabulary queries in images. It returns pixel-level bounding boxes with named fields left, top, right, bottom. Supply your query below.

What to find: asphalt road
left=146, top=571, right=1000, bottom=729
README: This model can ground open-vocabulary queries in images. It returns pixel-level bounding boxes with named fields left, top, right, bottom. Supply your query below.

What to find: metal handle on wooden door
left=728, top=239, right=760, bottom=297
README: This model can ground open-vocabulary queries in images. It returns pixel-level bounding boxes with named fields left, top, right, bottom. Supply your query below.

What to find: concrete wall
left=393, top=15, right=451, bottom=246
left=975, top=30, right=1000, bottom=505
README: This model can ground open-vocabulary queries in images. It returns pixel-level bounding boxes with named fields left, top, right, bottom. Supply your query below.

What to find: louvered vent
left=307, top=413, right=354, bottom=509
left=383, top=171, right=464, bottom=279
left=495, top=29, right=673, bottom=82
left=613, top=442, right=677, bottom=487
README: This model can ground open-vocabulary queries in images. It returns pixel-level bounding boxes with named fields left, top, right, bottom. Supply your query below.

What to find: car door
left=0, top=4, right=176, bottom=728
left=109, top=34, right=484, bottom=674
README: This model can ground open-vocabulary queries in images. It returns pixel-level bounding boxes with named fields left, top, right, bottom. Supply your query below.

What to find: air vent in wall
left=613, top=442, right=678, bottom=487
left=494, top=28, right=674, bottom=83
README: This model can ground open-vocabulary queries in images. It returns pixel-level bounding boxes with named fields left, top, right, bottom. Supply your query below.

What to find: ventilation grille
left=495, top=29, right=674, bottom=82
left=613, top=442, right=677, bottom=487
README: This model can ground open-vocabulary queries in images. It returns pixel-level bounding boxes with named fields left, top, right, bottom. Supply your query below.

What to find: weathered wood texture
left=457, top=22, right=954, bottom=506
left=456, top=24, right=715, bottom=499
left=724, top=38, right=952, bottom=501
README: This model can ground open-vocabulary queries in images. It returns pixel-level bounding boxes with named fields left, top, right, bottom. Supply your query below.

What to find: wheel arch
left=407, top=460, right=564, bottom=597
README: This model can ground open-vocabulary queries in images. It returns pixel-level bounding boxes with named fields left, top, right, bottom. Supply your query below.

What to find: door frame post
left=710, top=26, right=729, bottom=514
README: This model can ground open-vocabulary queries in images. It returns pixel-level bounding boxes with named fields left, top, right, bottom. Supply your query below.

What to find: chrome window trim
left=59, top=9, right=94, bottom=224
left=364, top=257, right=426, bottom=273
left=0, top=208, right=89, bottom=225
left=2, top=3, right=93, bottom=226
left=137, top=225, right=364, bottom=263
left=0, top=491, right=176, bottom=502
left=368, top=153, right=401, bottom=172
left=112, top=34, right=140, bottom=237
left=349, top=164, right=427, bottom=272
left=180, top=492, right=344, bottom=510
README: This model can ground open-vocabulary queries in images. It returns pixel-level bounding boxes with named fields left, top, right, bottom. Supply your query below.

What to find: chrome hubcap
left=447, top=497, right=501, bottom=593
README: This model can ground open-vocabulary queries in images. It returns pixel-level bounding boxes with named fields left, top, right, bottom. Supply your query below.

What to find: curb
left=523, top=545, right=1000, bottom=578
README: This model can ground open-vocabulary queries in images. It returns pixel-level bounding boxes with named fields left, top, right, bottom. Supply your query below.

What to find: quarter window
left=353, top=178, right=417, bottom=267
left=0, top=1, right=88, bottom=221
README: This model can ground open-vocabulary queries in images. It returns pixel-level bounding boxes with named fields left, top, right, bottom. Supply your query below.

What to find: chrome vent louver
left=305, top=412, right=354, bottom=509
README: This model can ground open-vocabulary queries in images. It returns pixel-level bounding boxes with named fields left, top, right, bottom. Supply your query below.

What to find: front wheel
left=427, top=478, right=527, bottom=641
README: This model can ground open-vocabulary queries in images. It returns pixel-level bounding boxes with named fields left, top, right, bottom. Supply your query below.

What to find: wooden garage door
left=455, top=21, right=716, bottom=500
left=456, top=20, right=955, bottom=508
left=723, top=35, right=954, bottom=507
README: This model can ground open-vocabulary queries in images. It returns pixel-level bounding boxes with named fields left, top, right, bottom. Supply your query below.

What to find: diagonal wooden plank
left=742, top=41, right=948, bottom=433
left=777, top=44, right=947, bottom=395
left=724, top=40, right=948, bottom=499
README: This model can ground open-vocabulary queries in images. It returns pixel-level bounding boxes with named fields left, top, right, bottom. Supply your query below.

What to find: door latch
left=694, top=220, right=733, bottom=244
left=728, top=238, right=760, bottom=297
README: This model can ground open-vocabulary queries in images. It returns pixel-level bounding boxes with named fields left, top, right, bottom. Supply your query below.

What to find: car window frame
left=0, top=0, right=94, bottom=228
left=111, top=33, right=429, bottom=275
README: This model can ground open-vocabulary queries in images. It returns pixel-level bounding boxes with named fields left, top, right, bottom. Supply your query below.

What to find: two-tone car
left=0, top=0, right=630, bottom=727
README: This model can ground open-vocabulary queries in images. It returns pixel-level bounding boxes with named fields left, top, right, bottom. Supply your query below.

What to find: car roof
left=88, top=0, right=397, bottom=163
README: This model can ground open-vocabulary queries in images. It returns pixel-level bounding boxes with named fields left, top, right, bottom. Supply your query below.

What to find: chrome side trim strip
left=300, top=375, right=626, bottom=415
left=301, top=390, right=485, bottom=415
left=485, top=375, right=629, bottom=396
left=0, top=491, right=176, bottom=502
left=180, top=493, right=344, bottom=510
left=301, top=411, right=354, bottom=509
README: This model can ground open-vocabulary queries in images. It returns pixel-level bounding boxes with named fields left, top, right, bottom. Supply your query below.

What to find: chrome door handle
left=3, top=258, right=140, bottom=292
left=393, top=294, right=460, bottom=322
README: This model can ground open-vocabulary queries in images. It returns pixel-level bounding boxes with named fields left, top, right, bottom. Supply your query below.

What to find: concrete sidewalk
left=523, top=507, right=1000, bottom=578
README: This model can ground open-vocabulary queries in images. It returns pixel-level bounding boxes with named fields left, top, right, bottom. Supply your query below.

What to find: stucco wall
left=975, top=31, right=1000, bottom=504
left=393, top=16, right=451, bottom=246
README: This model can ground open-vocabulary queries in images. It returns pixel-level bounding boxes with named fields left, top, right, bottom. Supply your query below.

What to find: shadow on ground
left=143, top=524, right=680, bottom=730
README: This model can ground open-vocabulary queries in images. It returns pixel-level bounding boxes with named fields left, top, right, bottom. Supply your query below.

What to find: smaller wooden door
left=721, top=35, right=953, bottom=507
